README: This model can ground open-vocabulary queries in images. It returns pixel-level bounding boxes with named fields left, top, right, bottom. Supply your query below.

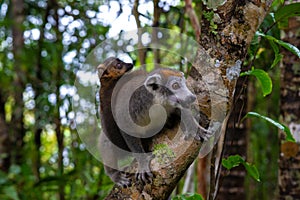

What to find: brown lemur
left=98, top=57, right=211, bottom=187
left=97, top=57, right=134, bottom=187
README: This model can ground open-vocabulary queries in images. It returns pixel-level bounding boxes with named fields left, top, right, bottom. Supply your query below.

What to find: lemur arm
left=120, top=132, right=153, bottom=184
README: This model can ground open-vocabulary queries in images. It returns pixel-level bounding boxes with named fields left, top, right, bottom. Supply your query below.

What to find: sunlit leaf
left=274, top=39, right=300, bottom=58
left=240, top=68, right=272, bottom=96
left=244, top=112, right=295, bottom=142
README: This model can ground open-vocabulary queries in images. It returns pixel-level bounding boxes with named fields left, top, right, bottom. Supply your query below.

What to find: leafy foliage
left=222, top=155, right=260, bottom=182
left=274, top=3, right=300, bottom=29
left=256, top=31, right=300, bottom=58
left=244, top=112, right=295, bottom=142
left=240, top=68, right=272, bottom=97
left=239, top=2, right=300, bottom=199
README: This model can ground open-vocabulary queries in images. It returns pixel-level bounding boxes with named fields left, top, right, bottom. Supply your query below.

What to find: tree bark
left=104, top=1, right=273, bottom=199
left=278, top=13, right=300, bottom=200
left=11, top=0, right=26, bottom=166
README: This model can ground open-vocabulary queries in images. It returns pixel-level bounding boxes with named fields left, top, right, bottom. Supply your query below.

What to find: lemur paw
left=116, top=172, right=132, bottom=188
left=135, top=170, right=153, bottom=185
left=184, top=128, right=213, bottom=141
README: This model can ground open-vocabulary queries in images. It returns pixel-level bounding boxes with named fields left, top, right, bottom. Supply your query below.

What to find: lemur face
left=165, top=75, right=196, bottom=108
left=144, top=68, right=196, bottom=108
left=98, top=57, right=133, bottom=79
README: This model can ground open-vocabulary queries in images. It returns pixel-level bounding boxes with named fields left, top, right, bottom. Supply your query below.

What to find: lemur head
left=97, top=57, right=133, bottom=81
left=144, top=68, right=196, bottom=108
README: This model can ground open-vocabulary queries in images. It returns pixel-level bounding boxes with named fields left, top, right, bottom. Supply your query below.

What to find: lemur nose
left=125, top=63, right=133, bottom=72
left=188, top=94, right=196, bottom=103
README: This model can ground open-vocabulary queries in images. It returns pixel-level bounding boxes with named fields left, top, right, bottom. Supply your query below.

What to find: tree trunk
left=104, top=1, right=273, bottom=199
left=0, top=93, right=9, bottom=172
left=216, top=77, right=248, bottom=200
left=278, top=14, right=300, bottom=200
left=11, top=0, right=26, bottom=166
left=51, top=0, right=65, bottom=199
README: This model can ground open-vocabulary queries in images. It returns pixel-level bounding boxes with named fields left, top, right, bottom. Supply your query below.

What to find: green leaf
left=244, top=112, right=295, bottom=142
left=274, top=39, right=300, bottom=58
left=244, top=162, right=260, bottom=182
left=240, top=68, right=272, bottom=96
left=271, top=53, right=283, bottom=69
left=269, top=40, right=283, bottom=68
left=222, top=155, right=244, bottom=170
left=222, top=155, right=260, bottom=182
left=271, top=0, right=284, bottom=9
left=275, top=3, right=300, bottom=29
left=270, top=41, right=283, bottom=69
left=257, top=32, right=300, bottom=58
left=269, top=39, right=279, bottom=54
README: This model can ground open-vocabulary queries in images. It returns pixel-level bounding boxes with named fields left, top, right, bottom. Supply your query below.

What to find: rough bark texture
left=278, top=15, right=300, bottom=200
left=105, top=1, right=273, bottom=199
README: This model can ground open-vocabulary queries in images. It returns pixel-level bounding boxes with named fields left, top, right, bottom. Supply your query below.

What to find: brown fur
left=159, top=68, right=183, bottom=78
left=98, top=57, right=134, bottom=187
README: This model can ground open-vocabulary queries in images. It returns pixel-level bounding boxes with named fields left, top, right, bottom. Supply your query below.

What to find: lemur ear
left=144, top=74, right=161, bottom=91
left=97, top=64, right=106, bottom=79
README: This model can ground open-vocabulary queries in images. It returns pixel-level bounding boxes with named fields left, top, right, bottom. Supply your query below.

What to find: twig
left=152, top=0, right=160, bottom=68
left=185, top=0, right=201, bottom=41
left=133, top=0, right=146, bottom=67
left=182, top=161, right=195, bottom=193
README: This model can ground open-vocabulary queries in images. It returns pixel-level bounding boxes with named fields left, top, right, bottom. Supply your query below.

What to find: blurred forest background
left=0, top=0, right=299, bottom=199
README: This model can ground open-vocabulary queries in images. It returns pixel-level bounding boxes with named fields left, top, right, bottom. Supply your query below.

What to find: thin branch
left=209, top=148, right=217, bottom=200
left=182, top=161, right=195, bottom=193
left=133, top=0, right=146, bottom=67
left=152, top=0, right=160, bottom=68
left=185, top=0, right=201, bottom=41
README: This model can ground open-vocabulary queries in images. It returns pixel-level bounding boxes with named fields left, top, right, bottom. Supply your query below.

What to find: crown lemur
left=98, top=57, right=211, bottom=187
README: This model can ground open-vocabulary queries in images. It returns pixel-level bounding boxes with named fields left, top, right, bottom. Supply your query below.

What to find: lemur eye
left=116, top=63, right=122, bottom=69
left=172, top=82, right=180, bottom=90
